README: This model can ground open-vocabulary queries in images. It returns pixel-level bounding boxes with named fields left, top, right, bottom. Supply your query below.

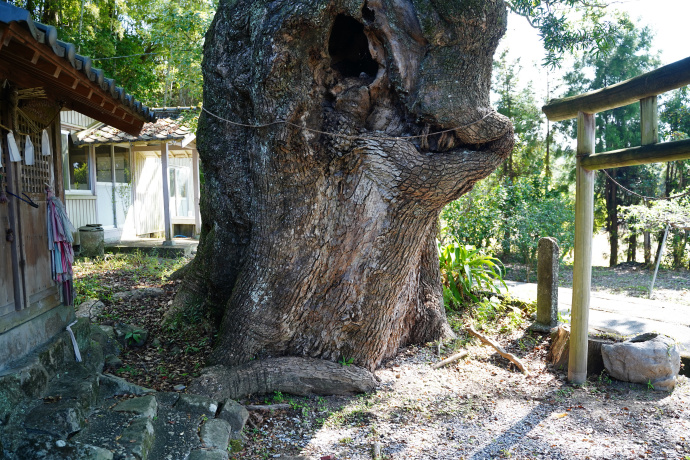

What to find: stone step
left=0, top=318, right=251, bottom=460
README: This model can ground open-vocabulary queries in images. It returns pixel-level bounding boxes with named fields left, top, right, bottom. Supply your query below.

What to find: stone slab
left=187, top=449, right=229, bottom=460
left=217, top=399, right=249, bottom=432
left=175, top=394, right=219, bottom=416
left=113, top=395, right=158, bottom=419
left=120, top=417, right=155, bottom=460
left=200, top=419, right=231, bottom=450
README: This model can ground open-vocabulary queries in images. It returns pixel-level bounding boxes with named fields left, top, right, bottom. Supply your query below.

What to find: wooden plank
left=543, top=56, right=690, bottom=121
left=569, top=111, right=595, bottom=385
left=1, top=92, right=25, bottom=311
left=580, top=138, right=690, bottom=170
left=0, top=185, right=14, bottom=311
left=19, top=199, right=53, bottom=299
left=640, top=96, right=658, bottom=146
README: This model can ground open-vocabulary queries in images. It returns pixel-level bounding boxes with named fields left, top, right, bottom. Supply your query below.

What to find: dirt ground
left=234, top=331, right=689, bottom=460
left=74, top=255, right=690, bottom=460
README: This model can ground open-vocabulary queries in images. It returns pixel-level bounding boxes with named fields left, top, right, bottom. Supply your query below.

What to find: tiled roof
left=0, top=2, right=156, bottom=133
left=73, top=117, right=194, bottom=145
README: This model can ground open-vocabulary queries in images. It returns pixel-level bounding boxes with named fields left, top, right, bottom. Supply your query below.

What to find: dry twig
left=431, top=351, right=469, bottom=369
left=466, top=326, right=528, bottom=374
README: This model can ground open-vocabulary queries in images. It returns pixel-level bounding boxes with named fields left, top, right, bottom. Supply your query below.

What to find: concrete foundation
left=0, top=304, right=75, bottom=372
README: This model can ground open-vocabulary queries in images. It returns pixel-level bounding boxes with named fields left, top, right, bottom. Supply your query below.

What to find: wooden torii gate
left=542, top=56, right=690, bottom=384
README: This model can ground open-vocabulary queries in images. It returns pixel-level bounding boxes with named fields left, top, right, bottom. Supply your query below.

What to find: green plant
left=438, top=238, right=506, bottom=308
left=125, top=329, right=144, bottom=346
left=185, top=345, right=200, bottom=353
left=597, top=371, right=612, bottom=385
left=116, top=364, right=139, bottom=376
left=339, top=357, right=354, bottom=366
left=647, top=379, right=655, bottom=390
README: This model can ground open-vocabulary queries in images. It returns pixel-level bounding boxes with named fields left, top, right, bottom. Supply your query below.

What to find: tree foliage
left=506, top=0, right=619, bottom=67
left=8, top=0, right=215, bottom=107
left=442, top=176, right=575, bottom=270
left=559, top=15, right=662, bottom=266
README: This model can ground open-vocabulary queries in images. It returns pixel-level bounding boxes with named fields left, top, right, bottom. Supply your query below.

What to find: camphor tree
left=173, top=0, right=618, bottom=395
left=173, top=0, right=513, bottom=388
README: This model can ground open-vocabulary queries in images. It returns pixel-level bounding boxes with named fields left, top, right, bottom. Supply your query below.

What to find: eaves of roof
left=73, top=117, right=195, bottom=146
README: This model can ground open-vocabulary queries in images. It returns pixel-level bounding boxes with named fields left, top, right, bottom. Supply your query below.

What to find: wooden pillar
left=161, top=142, right=173, bottom=246
left=569, top=111, right=595, bottom=384
left=51, top=115, right=64, bottom=199
left=192, top=147, right=201, bottom=237
left=640, top=96, right=657, bottom=272
left=640, top=96, right=658, bottom=146
left=1, top=87, right=25, bottom=311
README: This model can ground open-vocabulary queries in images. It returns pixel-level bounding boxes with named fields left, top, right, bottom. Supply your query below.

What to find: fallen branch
left=466, top=327, right=528, bottom=374
left=245, top=404, right=291, bottom=411
left=431, top=351, right=469, bottom=369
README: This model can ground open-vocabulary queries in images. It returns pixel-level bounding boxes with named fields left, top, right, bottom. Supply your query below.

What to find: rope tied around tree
left=201, top=106, right=495, bottom=143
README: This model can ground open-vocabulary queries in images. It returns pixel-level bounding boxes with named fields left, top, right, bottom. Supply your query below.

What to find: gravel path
left=235, top=334, right=690, bottom=460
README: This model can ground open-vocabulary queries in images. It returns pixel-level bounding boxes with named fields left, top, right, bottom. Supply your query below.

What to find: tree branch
left=466, top=327, right=528, bottom=374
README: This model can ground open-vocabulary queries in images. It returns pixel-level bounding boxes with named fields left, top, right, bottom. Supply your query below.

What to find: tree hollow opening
left=328, top=15, right=378, bottom=79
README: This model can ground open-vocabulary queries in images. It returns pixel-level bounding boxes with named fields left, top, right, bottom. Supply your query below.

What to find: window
left=95, top=145, right=112, bottom=182
left=114, top=147, right=130, bottom=183
left=62, top=133, right=90, bottom=191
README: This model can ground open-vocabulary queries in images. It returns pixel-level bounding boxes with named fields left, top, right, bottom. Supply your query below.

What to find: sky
left=499, top=0, right=690, bottom=100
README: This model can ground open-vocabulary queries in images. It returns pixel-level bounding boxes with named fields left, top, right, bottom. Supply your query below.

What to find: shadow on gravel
left=468, top=403, right=556, bottom=459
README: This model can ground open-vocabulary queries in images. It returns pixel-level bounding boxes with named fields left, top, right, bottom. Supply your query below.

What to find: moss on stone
left=228, top=438, right=243, bottom=453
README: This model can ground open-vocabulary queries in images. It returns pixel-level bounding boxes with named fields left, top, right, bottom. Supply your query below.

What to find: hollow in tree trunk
left=174, top=0, right=513, bottom=377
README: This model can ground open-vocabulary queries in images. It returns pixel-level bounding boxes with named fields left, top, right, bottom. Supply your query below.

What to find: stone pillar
left=532, top=237, right=559, bottom=332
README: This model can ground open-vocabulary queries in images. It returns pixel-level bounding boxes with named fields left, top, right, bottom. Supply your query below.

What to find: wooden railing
left=541, top=56, right=690, bottom=384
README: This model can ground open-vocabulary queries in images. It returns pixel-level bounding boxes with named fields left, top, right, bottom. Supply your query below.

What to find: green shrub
left=442, top=175, right=575, bottom=271
left=438, top=238, right=506, bottom=308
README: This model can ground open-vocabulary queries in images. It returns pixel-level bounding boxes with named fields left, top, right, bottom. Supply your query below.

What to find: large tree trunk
left=175, top=0, right=513, bottom=373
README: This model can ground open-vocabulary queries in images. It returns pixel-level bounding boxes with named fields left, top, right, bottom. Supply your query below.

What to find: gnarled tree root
left=188, top=357, right=378, bottom=400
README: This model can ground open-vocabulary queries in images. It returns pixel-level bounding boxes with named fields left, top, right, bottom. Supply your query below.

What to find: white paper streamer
left=66, top=320, right=82, bottom=362
left=24, top=135, right=34, bottom=165
left=42, top=129, right=51, bottom=156
left=7, top=131, right=21, bottom=162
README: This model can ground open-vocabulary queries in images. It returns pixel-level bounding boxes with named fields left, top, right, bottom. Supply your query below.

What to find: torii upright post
left=569, top=111, right=595, bottom=384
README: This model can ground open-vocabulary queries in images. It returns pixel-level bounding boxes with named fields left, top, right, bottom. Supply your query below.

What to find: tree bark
left=175, top=0, right=513, bottom=373
left=627, top=231, right=637, bottom=263
left=644, top=231, right=651, bottom=266
left=605, top=174, right=619, bottom=267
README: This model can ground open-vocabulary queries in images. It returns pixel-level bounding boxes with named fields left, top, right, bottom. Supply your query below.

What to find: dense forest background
left=10, top=0, right=690, bottom=270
